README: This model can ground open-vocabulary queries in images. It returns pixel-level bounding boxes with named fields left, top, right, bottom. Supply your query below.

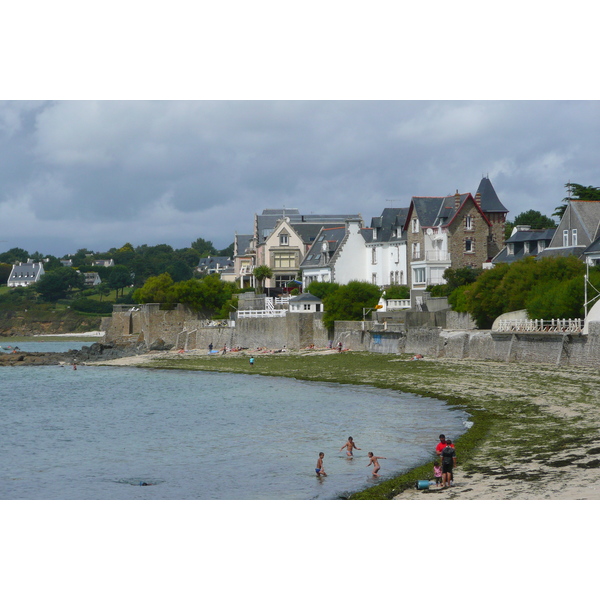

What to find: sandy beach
left=90, top=348, right=600, bottom=500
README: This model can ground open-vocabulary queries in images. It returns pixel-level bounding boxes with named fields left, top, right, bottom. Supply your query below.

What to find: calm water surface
left=1, top=350, right=469, bottom=499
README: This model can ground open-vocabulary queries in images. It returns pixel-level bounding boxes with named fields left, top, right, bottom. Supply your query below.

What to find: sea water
left=0, top=362, right=469, bottom=500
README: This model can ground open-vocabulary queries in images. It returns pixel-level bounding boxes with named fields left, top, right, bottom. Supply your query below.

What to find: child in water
left=367, top=452, right=386, bottom=477
left=315, top=452, right=327, bottom=477
left=340, top=436, right=361, bottom=458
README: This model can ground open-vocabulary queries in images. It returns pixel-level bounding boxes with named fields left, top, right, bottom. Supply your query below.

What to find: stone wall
left=101, top=304, right=600, bottom=367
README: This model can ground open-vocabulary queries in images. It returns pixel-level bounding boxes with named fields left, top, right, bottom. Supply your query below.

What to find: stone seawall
left=102, top=305, right=600, bottom=367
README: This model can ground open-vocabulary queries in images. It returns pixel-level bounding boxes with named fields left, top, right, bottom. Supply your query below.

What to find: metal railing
left=495, top=319, right=584, bottom=333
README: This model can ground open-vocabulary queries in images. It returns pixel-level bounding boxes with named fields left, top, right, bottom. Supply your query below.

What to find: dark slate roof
left=8, top=262, right=44, bottom=283
left=584, top=236, right=600, bottom=254
left=361, top=228, right=374, bottom=242
left=291, top=222, right=337, bottom=245
left=369, top=207, right=409, bottom=242
left=197, top=256, right=234, bottom=269
left=255, top=209, right=361, bottom=244
left=411, top=196, right=463, bottom=227
left=235, top=234, right=253, bottom=256
left=537, top=247, right=585, bottom=259
left=507, top=228, right=555, bottom=243
left=289, top=292, right=322, bottom=304
left=300, top=227, right=347, bottom=268
left=475, top=177, right=508, bottom=213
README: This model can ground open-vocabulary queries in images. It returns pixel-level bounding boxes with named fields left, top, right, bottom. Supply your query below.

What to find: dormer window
left=563, top=230, right=569, bottom=246
left=524, top=242, right=530, bottom=254
left=572, top=229, right=578, bottom=245
left=538, top=240, right=546, bottom=252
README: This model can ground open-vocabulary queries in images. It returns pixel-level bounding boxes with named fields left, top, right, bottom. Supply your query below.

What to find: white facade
left=331, top=220, right=368, bottom=284
left=409, top=226, right=451, bottom=288
left=366, top=241, right=407, bottom=288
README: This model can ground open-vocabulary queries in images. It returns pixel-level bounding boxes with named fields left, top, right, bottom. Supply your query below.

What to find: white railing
left=424, top=251, right=451, bottom=262
left=237, top=309, right=287, bottom=318
left=381, top=298, right=411, bottom=311
left=496, top=319, right=584, bottom=333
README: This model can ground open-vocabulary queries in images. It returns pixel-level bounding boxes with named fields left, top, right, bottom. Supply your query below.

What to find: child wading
left=315, top=452, right=327, bottom=477
left=367, top=452, right=386, bottom=477
left=340, top=436, right=361, bottom=458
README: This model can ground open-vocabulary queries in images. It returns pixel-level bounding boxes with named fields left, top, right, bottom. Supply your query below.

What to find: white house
left=7, top=261, right=45, bottom=287
left=288, top=293, right=323, bottom=313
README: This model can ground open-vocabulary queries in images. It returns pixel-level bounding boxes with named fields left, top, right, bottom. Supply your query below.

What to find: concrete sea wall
left=102, top=305, right=600, bottom=367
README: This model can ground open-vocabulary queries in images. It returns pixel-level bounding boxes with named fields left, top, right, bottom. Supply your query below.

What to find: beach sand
left=89, top=348, right=600, bottom=500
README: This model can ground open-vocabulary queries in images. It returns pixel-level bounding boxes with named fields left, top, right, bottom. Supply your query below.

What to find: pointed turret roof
left=476, top=177, right=508, bottom=213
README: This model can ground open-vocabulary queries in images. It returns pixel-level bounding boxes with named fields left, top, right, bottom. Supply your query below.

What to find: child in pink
left=433, top=460, right=442, bottom=487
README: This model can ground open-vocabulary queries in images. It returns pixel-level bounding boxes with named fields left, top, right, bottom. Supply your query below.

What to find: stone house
left=405, top=177, right=508, bottom=303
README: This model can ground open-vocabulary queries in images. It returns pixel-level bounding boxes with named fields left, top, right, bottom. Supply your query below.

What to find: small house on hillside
left=93, top=259, right=115, bottom=268
left=7, top=262, right=45, bottom=287
left=83, top=272, right=102, bottom=286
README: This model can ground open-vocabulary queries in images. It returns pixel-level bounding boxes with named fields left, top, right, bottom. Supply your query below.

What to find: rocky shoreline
left=0, top=341, right=145, bottom=366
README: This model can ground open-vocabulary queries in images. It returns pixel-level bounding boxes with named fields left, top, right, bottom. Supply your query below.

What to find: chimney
left=474, top=192, right=482, bottom=208
left=454, top=190, right=461, bottom=210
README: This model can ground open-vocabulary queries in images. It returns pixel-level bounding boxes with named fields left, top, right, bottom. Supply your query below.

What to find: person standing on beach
left=367, top=452, right=386, bottom=477
left=316, top=452, right=327, bottom=477
left=208, top=343, right=213, bottom=353
left=433, top=459, right=442, bottom=487
left=340, top=436, right=361, bottom=458
left=440, top=439, right=456, bottom=488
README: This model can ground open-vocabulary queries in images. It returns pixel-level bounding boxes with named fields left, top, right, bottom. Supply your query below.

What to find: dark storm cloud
left=1, top=100, right=599, bottom=256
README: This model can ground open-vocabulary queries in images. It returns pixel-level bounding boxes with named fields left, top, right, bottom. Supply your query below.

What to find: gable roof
left=234, top=234, right=253, bottom=256
left=289, top=292, right=322, bottom=304
left=300, top=226, right=347, bottom=268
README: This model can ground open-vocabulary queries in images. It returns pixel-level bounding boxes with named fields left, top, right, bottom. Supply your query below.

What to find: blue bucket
left=416, top=480, right=430, bottom=490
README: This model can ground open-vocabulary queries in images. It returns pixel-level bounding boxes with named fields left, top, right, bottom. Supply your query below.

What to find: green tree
left=463, top=263, right=510, bottom=328
left=132, top=273, right=174, bottom=304
left=0, top=247, right=29, bottom=264
left=253, top=265, right=273, bottom=294
left=35, top=267, right=85, bottom=302
left=107, top=265, right=133, bottom=298
left=429, top=266, right=482, bottom=297
left=322, top=281, right=381, bottom=329
left=553, top=182, right=600, bottom=219
left=217, top=242, right=235, bottom=257
left=504, top=210, right=556, bottom=239
left=307, top=281, right=340, bottom=301
left=0, top=263, right=11, bottom=285
left=191, top=237, right=217, bottom=257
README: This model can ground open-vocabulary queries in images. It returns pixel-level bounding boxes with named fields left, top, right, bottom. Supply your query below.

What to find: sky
left=1, top=99, right=599, bottom=258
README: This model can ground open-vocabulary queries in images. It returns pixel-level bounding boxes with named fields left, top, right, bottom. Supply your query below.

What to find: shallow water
left=0, top=357, right=469, bottom=499
left=0, top=339, right=92, bottom=353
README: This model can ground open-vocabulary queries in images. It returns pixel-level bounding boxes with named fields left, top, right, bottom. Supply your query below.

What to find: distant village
left=6, top=175, right=600, bottom=310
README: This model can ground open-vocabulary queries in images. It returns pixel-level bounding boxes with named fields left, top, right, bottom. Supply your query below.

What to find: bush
left=70, top=298, right=113, bottom=314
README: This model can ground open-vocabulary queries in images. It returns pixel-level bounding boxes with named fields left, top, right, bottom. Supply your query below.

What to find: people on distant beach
left=435, top=434, right=447, bottom=455
left=249, top=357, right=254, bottom=365
left=412, top=354, right=423, bottom=360
left=208, top=343, right=213, bottom=353
left=340, top=436, right=361, bottom=458
left=367, top=452, right=386, bottom=477
left=337, top=341, right=342, bottom=352
left=221, top=345, right=227, bottom=355
left=433, top=459, right=442, bottom=487
left=316, top=452, right=327, bottom=477
left=440, top=439, right=456, bottom=488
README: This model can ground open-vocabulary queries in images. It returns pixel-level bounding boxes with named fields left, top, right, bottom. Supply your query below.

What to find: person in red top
left=436, top=434, right=455, bottom=484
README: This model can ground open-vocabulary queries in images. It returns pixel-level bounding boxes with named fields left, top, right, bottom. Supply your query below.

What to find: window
left=372, top=273, right=377, bottom=285
left=279, top=234, right=289, bottom=246
left=413, top=267, right=426, bottom=284
left=538, top=240, right=546, bottom=252
left=372, top=248, right=377, bottom=264
left=390, top=271, right=394, bottom=284
left=274, top=252, right=295, bottom=268
left=304, top=304, right=311, bottom=310
left=411, top=218, right=419, bottom=233
left=524, top=242, right=530, bottom=254
left=465, top=239, right=473, bottom=253
left=563, top=230, right=569, bottom=246
left=412, top=242, right=421, bottom=259
left=572, top=229, right=578, bottom=245
left=465, top=215, right=473, bottom=230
